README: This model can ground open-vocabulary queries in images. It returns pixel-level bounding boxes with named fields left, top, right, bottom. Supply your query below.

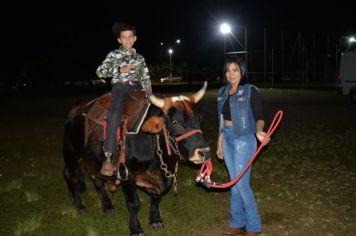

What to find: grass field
left=0, top=88, right=355, bottom=236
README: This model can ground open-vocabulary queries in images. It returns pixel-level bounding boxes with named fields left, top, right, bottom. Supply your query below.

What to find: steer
left=63, top=82, right=210, bottom=236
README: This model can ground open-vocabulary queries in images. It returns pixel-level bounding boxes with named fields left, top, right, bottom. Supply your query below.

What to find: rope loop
left=197, top=110, right=283, bottom=189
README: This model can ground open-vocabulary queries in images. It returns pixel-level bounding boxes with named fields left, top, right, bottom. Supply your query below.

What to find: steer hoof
left=103, top=208, right=114, bottom=214
left=78, top=208, right=86, bottom=214
left=150, top=222, right=165, bottom=230
left=74, top=205, right=86, bottom=214
left=131, top=233, right=145, bottom=236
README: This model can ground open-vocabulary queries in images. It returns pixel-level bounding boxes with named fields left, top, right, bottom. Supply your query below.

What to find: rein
left=196, top=110, right=283, bottom=189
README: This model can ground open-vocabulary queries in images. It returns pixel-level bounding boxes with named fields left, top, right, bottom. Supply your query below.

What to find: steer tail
left=62, top=119, right=87, bottom=212
left=63, top=130, right=86, bottom=193
left=62, top=103, right=87, bottom=204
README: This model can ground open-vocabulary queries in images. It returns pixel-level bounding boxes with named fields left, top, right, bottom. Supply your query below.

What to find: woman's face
left=225, top=63, right=241, bottom=85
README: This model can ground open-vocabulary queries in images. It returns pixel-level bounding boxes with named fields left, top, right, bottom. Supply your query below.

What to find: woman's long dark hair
left=223, top=56, right=248, bottom=85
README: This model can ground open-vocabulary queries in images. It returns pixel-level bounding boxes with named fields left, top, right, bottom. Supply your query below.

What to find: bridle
left=156, top=124, right=204, bottom=193
left=161, top=123, right=203, bottom=158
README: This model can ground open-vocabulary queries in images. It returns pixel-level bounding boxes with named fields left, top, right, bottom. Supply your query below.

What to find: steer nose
left=198, top=150, right=210, bottom=161
left=190, top=147, right=210, bottom=164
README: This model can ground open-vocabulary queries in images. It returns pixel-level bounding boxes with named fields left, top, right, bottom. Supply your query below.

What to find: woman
left=216, top=57, right=269, bottom=236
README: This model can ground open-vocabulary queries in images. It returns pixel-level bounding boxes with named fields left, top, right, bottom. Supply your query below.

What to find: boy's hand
left=120, top=64, right=134, bottom=73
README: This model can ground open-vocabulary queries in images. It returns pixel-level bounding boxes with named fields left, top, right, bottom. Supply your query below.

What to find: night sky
left=4, top=0, right=356, bottom=83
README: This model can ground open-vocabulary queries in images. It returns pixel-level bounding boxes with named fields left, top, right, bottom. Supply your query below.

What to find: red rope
left=196, top=110, right=283, bottom=189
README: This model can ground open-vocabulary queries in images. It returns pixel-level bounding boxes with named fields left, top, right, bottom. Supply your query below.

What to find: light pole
left=220, top=23, right=231, bottom=57
left=161, top=39, right=181, bottom=79
left=340, top=36, right=356, bottom=52
left=349, top=36, right=356, bottom=49
left=168, top=48, right=173, bottom=78
left=337, top=36, right=356, bottom=78
left=220, top=23, right=248, bottom=68
left=244, top=26, right=248, bottom=69
left=229, top=25, right=248, bottom=64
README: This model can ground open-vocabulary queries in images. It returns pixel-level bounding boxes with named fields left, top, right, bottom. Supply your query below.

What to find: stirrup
left=117, top=163, right=129, bottom=181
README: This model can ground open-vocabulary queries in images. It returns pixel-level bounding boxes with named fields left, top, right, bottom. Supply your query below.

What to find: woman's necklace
left=229, top=86, right=238, bottom=96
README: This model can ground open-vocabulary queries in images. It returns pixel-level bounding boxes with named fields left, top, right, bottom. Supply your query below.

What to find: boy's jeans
left=103, top=82, right=140, bottom=154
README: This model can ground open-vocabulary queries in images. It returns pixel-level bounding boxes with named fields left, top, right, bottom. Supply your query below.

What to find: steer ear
left=141, top=116, right=164, bottom=133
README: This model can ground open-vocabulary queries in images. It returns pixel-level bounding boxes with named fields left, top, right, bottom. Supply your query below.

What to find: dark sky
left=4, top=0, right=356, bottom=81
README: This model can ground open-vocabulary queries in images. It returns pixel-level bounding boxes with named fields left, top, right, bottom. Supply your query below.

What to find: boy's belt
left=111, top=78, right=140, bottom=86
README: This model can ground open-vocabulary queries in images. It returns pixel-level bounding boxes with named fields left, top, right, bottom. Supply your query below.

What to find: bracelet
left=218, top=143, right=222, bottom=147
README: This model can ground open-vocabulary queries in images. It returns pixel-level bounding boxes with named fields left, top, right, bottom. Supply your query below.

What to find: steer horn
left=147, top=93, right=165, bottom=108
left=148, top=81, right=208, bottom=108
left=191, top=81, right=207, bottom=103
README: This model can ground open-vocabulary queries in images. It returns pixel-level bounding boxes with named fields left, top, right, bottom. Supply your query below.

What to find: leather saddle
left=82, top=91, right=150, bottom=145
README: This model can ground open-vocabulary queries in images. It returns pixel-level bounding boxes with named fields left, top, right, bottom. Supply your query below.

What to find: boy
left=96, top=22, right=152, bottom=176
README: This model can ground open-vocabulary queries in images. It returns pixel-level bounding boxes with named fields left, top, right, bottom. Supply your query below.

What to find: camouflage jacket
left=96, top=46, right=151, bottom=87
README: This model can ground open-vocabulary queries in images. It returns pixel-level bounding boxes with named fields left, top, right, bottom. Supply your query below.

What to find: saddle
left=82, top=91, right=151, bottom=146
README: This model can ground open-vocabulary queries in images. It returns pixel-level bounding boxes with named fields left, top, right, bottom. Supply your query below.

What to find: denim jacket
left=217, top=84, right=256, bottom=137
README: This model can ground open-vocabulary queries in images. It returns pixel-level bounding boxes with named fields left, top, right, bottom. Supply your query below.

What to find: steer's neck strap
left=175, top=129, right=203, bottom=142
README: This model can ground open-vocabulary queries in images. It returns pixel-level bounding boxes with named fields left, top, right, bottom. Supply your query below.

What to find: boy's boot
left=101, top=152, right=114, bottom=176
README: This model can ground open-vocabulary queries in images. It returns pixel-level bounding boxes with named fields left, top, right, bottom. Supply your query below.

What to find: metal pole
left=335, top=44, right=339, bottom=80
left=281, top=30, right=284, bottom=80
left=245, top=26, right=248, bottom=70
left=169, top=53, right=172, bottom=78
left=302, top=46, right=304, bottom=84
left=271, top=48, right=274, bottom=86
left=264, top=28, right=267, bottom=82
left=313, top=32, right=316, bottom=82
left=224, top=35, right=226, bottom=58
left=298, top=32, right=301, bottom=83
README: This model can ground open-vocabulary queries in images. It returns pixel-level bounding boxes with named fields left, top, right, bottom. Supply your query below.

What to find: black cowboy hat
left=111, top=22, right=125, bottom=38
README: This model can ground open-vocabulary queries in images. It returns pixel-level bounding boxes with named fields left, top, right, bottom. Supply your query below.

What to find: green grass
left=0, top=89, right=355, bottom=235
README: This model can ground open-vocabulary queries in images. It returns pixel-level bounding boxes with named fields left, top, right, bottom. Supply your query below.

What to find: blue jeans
left=222, top=125, right=262, bottom=232
left=103, top=82, right=141, bottom=154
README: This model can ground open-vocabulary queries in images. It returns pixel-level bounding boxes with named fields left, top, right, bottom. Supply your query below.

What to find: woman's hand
left=216, top=144, right=224, bottom=160
left=256, top=131, right=270, bottom=144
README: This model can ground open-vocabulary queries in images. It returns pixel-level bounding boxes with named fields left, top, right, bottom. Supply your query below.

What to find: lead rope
left=196, top=110, right=284, bottom=189
left=156, top=135, right=179, bottom=193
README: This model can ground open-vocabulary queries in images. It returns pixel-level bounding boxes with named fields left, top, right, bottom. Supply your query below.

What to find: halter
left=158, top=125, right=204, bottom=193
left=162, top=124, right=203, bottom=156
